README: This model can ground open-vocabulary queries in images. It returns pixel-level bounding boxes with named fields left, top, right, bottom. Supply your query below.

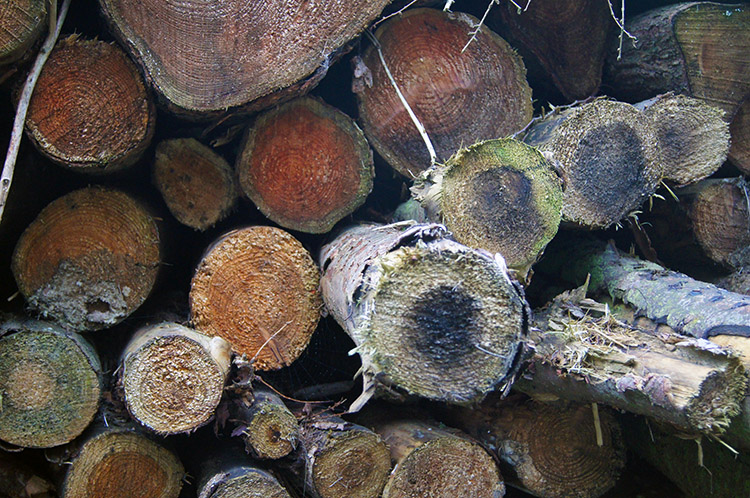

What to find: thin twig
left=374, top=0, right=420, bottom=28
left=461, top=0, right=498, bottom=53
left=607, top=0, right=637, bottom=60
left=0, top=0, right=71, bottom=225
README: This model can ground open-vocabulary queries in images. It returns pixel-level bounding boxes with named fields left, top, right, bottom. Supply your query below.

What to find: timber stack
left=0, top=1, right=749, bottom=497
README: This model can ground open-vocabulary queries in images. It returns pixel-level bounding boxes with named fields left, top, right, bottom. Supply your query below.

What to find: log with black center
left=229, top=386, right=299, bottom=460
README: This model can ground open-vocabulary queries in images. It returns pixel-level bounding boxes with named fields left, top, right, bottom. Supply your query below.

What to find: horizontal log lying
left=319, top=222, right=528, bottom=410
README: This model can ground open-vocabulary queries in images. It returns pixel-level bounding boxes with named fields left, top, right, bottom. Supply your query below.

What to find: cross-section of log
left=489, top=0, right=612, bottom=101
left=319, top=222, right=527, bottom=411
left=296, top=416, right=391, bottom=498
left=98, top=0, right=390, bottom=117
left=153, top=138, right=237, bottom=231
left=190, top=226, right=321, bottom=370
left=230, top=386, right=299, bottom=460
left=604, top=3, right=750, bottom=173
left=522, top=99, right=660, bottom=229
left=0, top=317, right=101, bottom=448
left=411, top=138, right=562, bottom=278
left=236, top=97, right=374, bottom=234
left=730, top=97, right=750, bottom=174
left=372, top=419, right=504, bottom=498
left=60, top=427, right=184, bottom=498
left=24, top=35, right=155, bottom=173
left=0, top=0, right=46, bottom=66
left=12, top=187, right=161, bottom=332
left=121, top=322, right=231, bottom=435
left=356, top=8, right=533, bottom=177
left=445, top=398, right=626, bottom=498
left=198, top=455, right=291, bottom=498
left=634, top=94, right=729, bottom=186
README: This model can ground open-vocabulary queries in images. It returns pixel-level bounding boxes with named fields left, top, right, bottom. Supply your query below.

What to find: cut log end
left=12, top=187, right=161, bottom=332
left=240, top=388, right=299, bottom=460
left=0, top=0, right=47, bottom=65
left=199, top=466, right=291, bottom=498
left=25, top=35, right=155, bottom=173
left=730, top=97, right=750, bottom=175
left=190, top=226, right=321, bottom=371
left=0, top=319, right=100, bottom=448
left=153, top=138, right=238, bottom=231
left=237, top=97, right=373, bottom=234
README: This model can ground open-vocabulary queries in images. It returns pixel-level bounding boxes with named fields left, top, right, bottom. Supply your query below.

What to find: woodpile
left=0, top=1, right=749, bottom=497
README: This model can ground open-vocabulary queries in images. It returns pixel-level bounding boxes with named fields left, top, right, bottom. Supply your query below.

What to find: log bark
left=24, top=35, right=155, bottom=173
left=230, top=386, right=299, bottom=460
left=0, top=451, right=55, bottom=498
left=0, top=0, right=46, bottom=66
left=372, top=419, right=505, bottom=498
left=120, top=322, right=231, bottom=435
left=60, top=426, right=184, bottom=498
left=356, top=7, right=533, bottom=177
left=98, top=0, right=390, bottom=118
left=522, top=98, right=660, bottom=229
left=488, top=0, right=612, bottom=101
left=11, top=187, right=161, bottom=332
left=236, top=97, right=374, bottom=234
left=410, top=138, right=563, bottom=279
left=190, top=226, right=322, bottom=371
left=153, top=138, right=238, bottom=231
left=444, top=397, right=626, bottom=498
left=319, top=222, right=528, bottom=411
left=0, top=316, right=101, bottom=448
left=197, top=454, right=291, bottom=498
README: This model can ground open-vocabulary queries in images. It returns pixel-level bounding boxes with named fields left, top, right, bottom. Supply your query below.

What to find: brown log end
left=237, top=97, right=374, bottom=234
left=0, top=0, right=46, bottom=66
left=239, top=387, right=299, bottom=460
left=357, top=8, right=533, bottom=177
left=729, top=97, right=750, bottom=174
left=0, top=318, right=101, bottom=448
left=153, top=138, right=238, bottom=231
left=61, top=429, right=184, bottom=498
left=25, top=35, right=155, bottom=173
left=190, top=226, right=321, bottom=371
left=121, top=323, right=231, bottom=435
left=11, top=187, right=161, bottom=332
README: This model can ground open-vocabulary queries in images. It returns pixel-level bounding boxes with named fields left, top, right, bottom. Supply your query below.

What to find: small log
left=230, top=386, right=299, bottom=460
left=522, top=98, right=660, bottom=229
left=634, top=93, right=730, bottom=186
left=372, top=419, right=504, bottom=498
left=197, top=452, right=291, bottom=498
left=60, top=426, right=184, bottom=498
left=12, top=187, right=161, bottom=332
left=153, top=138, right=238, bottom=231
left=319, top=222, right=527, bottom=410
left=190, top=226, right=322, bottom=371
left=411, top=138, right=562, bottom=278
left=489, top=0, right=612, bottom=101
left=444, top=397, right=626, bottom=498
left=296, top=416, right=391, bottom=498
left=121, top=322, right=231, bottom=435
left=356, top=8, right=533, bottom=177
left=0, top=317, right=101, bottom=448
left=24, top=35, right=155, bottom=173
left=236, top=97, right=374, bottom=234
left=99, top=0, right=390, bottom=117
left=0, top=452, right=55, bottom=498
left=0, top=0, right=46, bottom=66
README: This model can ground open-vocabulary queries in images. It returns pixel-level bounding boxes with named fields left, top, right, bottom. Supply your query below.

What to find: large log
left=319, top=222, right=527, bottom=411
left=11, top=187, right=161, bottom=332
left=236, top=97, right=374, bottom=234
left=98, top=0, right=391, bottom=117
left=0, top=0, right=47, bottom=66
left=356, top=7, right=533, bottom=177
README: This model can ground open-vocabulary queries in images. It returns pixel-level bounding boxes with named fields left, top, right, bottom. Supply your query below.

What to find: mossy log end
left=231, top=386, right=299, bottom=460
left=153, top=138, right=238, bottom=231
left=372, top=419, right=504, bottom=498
left=61, top=427, right=184, bottom=498
left=411, top=138, right=562, bottom=278
left=190, top=226, right=322, bottom=371
left=522, top=99, right=660, bottom=229
left=0, top=317, right=101, bottom=448
left=12, top=187, right=161, bottom=332
left=236, top=97, right=374, bottom=234
left=489, top=0, right=612, bottom=101
left=121, top=322, right=231, bottom=435
left=198, top=461, right=291, bottom=498
left=320, top=222, right=528, bottom=411
left=99, top=0, right=390, bottom=117
left=517, top=290, right=746, bottom=434
left=356, top=8, right=533, bottom=177
left=25, top=36, right=155, bottom=173
left=0, top=0, right=46, bottom=66
left=445, top=398, right=626, bottom=498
